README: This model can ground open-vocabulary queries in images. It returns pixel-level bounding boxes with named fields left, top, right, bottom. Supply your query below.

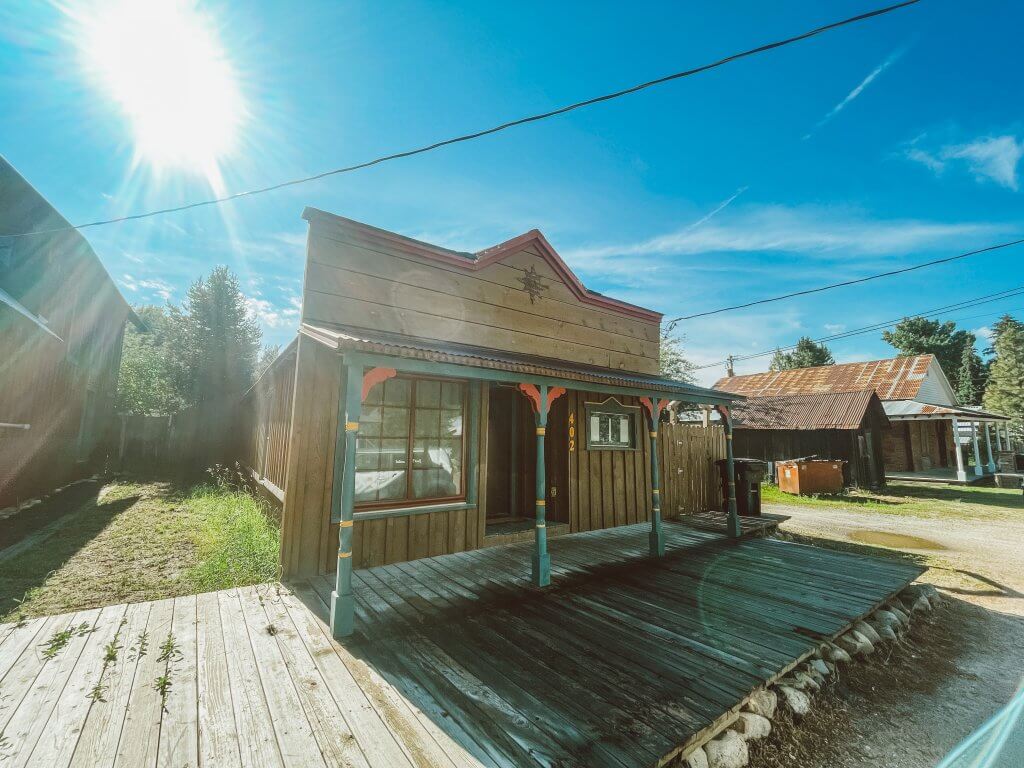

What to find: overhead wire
left=6, top=0, right=921, bottom=239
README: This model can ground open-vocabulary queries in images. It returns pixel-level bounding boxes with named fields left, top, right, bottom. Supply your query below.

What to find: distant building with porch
left=713, top=354, right=1012, bottom=484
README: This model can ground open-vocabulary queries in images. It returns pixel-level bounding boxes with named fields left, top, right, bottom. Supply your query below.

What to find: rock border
left=671, top=583, right=941, bottom=768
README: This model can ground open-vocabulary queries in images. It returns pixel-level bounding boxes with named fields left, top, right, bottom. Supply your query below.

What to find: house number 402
left=568, top=412, right=576, bottom=452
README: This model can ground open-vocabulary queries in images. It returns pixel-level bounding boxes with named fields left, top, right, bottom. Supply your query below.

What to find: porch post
left=330, top=360, right=362, bottom=639
left=951, top=418, right=968, bottom=482
left=533, top=384, right=551, bottom=588
left=971, top=422, right=984, bottom=477
left=717, top=406, right=742, bottom=539
left=647, top=396, right=665, bottom=557
left=996, top=423, right=1004, bottom=452
left=984, top=423, right=997, bottom=474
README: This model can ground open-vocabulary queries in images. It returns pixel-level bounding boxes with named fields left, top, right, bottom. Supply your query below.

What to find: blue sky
left=2, top=0, right=1022, bottom=385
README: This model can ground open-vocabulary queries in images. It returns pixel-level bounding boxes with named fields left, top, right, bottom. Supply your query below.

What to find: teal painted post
left=532, top=384, right=551, bottom=587
left=648, top=397, right=665, bottom=557
left=721, top=408, right=741, bottom=539
left=330, top=360, right=362, bottom=639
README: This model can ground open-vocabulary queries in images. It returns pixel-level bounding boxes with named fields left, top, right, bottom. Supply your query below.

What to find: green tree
left=881, top=317, right=975, bottom=390
left=116, top=305, right=184, bottom=415
left=983, top=315, right=1024, bottom=434
left=659, top=323, right=696, bottom=383
left=768, top=337, right=835, bottom=371
left=955, top=343, right=985, bottom=405
left=167, top=266, right=262, bottom=407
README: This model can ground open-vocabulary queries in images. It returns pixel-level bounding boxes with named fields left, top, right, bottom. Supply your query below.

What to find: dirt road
left=755, top=501, right=1024, bottom=768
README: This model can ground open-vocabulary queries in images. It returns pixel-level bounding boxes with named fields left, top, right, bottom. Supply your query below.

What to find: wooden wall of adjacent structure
left=734, top=425, right=886, bottom=487
left=658, top=423, right=727, bottom=516
left=881, top=420, right=956, bottom=473
left=301, top=211, right=661, bottom=374
left=1, top=158, right=131, bottom=508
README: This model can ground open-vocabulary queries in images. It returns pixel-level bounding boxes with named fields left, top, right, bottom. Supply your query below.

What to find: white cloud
left=823, top=323, right=847, bottom=334
left=974, top=325, right=994, bottom=342
left=137, top=278, right=174, bottom=301
left=944, top=136, right=1024, bottom=190
left=564, top=205, right=1010, bottom=266
left=120, top=273, right=138, bottom=291
left=906, top=134, right=1024, bottom=190
left=805, top=50, right=902, bottom=138
left=245, top=294, right=301, bottom=329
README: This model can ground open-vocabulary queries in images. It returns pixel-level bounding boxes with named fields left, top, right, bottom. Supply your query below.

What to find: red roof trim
left=302, top=207, right=662, bottom=322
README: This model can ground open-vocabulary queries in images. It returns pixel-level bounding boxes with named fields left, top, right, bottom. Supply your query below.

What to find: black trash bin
left=716, top=458, right=768, bottom=516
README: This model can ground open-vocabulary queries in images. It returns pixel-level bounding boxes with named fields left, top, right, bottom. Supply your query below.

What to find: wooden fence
left=658, top=423, right=726, bottom=517
left=113, top=404, right=239, bottom=478
left=235, top=342, right=297, bottom=503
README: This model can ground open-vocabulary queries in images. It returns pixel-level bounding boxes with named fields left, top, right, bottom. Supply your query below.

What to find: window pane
left=364, top=381, right=383, bottom=405
left=379, top=438, right=409, bottom=471
left=440, top=381, right=463, bottom=408
left=381, top=406, right=410, bottom=437
left=414, top=408, right=441, bottom=438
left=384, top=378, right=411, bottom=405
left=355, top=438, right=380, bottom=470
left=416, top=380, right=440, bottom=407
left=376, top=470, right=407, bottom=501
left=441, top=409, right=463, bottom=437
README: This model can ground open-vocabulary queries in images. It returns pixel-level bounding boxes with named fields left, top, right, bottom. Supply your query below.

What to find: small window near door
left=585, top=398, right=639, bottom=450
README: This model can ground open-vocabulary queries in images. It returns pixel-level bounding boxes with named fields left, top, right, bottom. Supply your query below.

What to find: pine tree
left=983, top=315, right=1024, bottom=435
left=955, top=343, right=985, bottom=405
left=167, top=266, right=262, bottom=407
left=769, top=337, right=835, bottom=371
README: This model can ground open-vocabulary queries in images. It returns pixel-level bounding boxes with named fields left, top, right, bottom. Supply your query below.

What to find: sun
left=71, top=0, right=245, bottom=190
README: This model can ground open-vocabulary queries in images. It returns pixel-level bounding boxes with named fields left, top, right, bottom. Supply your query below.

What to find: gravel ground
left=749, top=501, right=1024, bottom=768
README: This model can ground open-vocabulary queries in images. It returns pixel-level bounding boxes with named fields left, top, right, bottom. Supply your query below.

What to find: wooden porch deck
left=0, top=520, right=922, bottom=768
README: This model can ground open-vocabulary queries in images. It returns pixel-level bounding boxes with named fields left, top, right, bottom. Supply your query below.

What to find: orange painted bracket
left=640, top=397, right=669, bottom=421
left=517, top=383, right=542, bottom=414
left=362, top=367, right=397, bottom=401
left=547, top=386, right=567, bottom=411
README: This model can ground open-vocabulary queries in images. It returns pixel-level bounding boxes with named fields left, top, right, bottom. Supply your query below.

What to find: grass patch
left=762, top=480, right=1023, bottom=521
left=0, top=478, right=280, bottom=621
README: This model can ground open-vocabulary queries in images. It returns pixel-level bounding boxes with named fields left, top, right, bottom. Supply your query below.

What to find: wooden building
left=722, top=390, right=889, bottom=487
left=714, top=354, right=1011, bottom=484
left=252, top=209, right=742, bottom=638
left=0, top=158, right=139, bottom=508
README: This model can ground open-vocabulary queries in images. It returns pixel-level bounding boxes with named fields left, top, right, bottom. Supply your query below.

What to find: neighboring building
left=714, top=355, right=1011, bottom=484
left=719, top=389, right=889, bottom=487
left=248, top=209, right=741, bottom=638
left=0, top=157, right=139, bottom=507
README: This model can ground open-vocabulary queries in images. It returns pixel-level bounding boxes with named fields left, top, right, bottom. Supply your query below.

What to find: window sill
left=346, top=501, right=476, bottom=522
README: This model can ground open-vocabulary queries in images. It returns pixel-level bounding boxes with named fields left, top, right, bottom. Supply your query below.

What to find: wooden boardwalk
left=0, top=520, right=922, bottom=768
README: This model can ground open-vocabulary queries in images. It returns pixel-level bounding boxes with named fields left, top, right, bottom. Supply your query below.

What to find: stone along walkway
left=0, top=520, right=922, bottom=767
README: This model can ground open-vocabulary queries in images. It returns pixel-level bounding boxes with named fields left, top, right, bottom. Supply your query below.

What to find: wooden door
left=485, top=385, right=523, bottom=520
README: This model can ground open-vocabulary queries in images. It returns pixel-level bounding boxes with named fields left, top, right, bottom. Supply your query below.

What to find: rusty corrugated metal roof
left=300, top=323, right=737, bottom=402
left=713, top=355, right=934, bottom=401
left=730, top=389, right=887, bottom=430
left=883, top=400, right=1008, bottom=421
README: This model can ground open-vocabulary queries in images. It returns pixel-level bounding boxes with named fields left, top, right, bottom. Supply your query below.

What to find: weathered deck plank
left=0, top=519, right=923, bottom=768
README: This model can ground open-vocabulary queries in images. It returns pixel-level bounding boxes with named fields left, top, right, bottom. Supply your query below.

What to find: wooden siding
left=0, top=159, right=130, bottom=507
left=302, top=218, right=660, bottom=374
left=881, top=420, right=957, bottom=473
left=565, top=390, right=653, bottom=532
left=237, top=342, right=297, bottom=496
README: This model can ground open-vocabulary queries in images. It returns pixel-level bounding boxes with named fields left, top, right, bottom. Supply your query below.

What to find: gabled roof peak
left=301, top=207, right=661, bottom=322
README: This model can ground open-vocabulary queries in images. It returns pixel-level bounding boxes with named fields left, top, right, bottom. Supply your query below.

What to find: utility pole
left=725, top=355, right=735, bottom=378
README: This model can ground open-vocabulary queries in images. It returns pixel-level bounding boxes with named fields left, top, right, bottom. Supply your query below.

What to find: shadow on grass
left=0, top=492, right=143, bottom=619
left=885, top=481, right=1024, bottom=509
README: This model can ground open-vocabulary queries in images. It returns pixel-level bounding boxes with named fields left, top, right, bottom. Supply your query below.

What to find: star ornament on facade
left=517, top=264, right=549, bottom=304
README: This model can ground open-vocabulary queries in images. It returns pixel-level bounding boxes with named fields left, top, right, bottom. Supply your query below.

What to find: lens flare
left=70, top=0, right=246, bottom=191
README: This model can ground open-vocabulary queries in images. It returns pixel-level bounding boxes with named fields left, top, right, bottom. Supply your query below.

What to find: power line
left=693, top=287, right=1024, bottom=370
left=8, top=0, right=921, bottom=239
left=672, top=237, right=1024, bottom=322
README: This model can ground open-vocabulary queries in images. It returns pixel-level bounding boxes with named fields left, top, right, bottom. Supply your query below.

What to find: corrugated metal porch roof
left=883, top=400, right=1009, bottom=421
left=300, top=322, right=736, bottom=402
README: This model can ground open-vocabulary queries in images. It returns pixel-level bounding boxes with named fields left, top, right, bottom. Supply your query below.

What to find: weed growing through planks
left=87, top=617, right=128, bottom=703
left=41, top=628, right=73, bottom=659
left=154, top=674, right=172, bottom=712
left=265, top=623, right=278, bottom=636
left=0, top=731, right=10, bottom=755
left=127, top=631, right=149, bottom=662
left=87, top=681, right=108, bottom=703
left=157, top=633, right=182, bottom=664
